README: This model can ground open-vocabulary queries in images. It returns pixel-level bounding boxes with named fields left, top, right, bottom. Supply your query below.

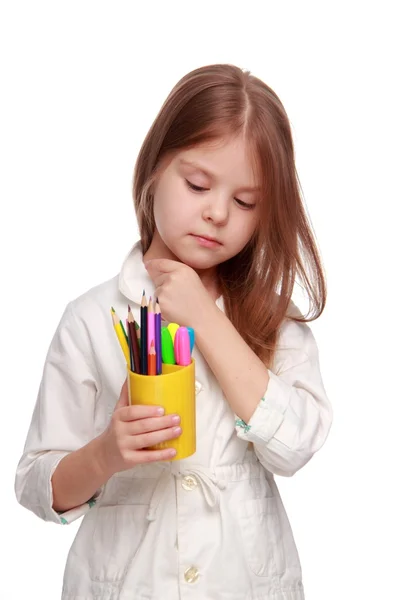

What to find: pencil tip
left=142, top=289, right=145, bottom=295
left=128, top=304, right=131, bottom=312
left=111, top=306, right=115, bottom=313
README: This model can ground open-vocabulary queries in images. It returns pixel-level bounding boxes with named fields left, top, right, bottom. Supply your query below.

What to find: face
left=151, top=135, right=261, bottom=272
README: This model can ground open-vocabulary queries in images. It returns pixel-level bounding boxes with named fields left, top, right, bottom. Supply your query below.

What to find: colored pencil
left=127, top=317, right=134, bottom=371
left=148, top=339, right=156, bottom=376
left=135, top=320, right=141, bottom=348
left=111, top=308, right=130, bottom=364
left=128, top=306, right=141, bottom=373
left=147, top=296, right=155, bottom=356
left=140, top=291, right=148, bottom=375
left=155, top=298, right=162, bottom=374
left=111, top=306, right=128, bottom=344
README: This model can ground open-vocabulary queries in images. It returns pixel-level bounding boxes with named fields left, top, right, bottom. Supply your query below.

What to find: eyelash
left=185, top=179, right=255, bottom=209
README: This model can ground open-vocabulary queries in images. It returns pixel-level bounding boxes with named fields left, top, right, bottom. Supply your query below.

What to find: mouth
left=190, top=233, right=222, bottom=247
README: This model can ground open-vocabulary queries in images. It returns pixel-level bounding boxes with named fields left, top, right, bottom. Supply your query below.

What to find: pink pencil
left=147, top=297, right=155, bottom=356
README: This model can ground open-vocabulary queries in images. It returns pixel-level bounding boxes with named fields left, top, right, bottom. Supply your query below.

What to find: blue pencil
left=140, top=290, right=148, bottom=375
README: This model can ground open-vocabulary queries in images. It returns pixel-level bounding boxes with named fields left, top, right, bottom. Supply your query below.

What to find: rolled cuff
left=16, top=451, right=102, bottom=525
left=235, top=369, right=290, bottom=445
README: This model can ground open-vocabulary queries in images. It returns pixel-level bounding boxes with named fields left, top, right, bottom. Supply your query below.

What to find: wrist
left=194, top=301, right=225, bottom=344
left=90, top=433, right=116, bottom=483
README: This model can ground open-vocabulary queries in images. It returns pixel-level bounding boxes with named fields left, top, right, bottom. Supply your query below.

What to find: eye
left=235, top=198, right=256, bottom=210
left=185, top=179, right=255, bottom=209
left=185, top=179, right=208, bottom=192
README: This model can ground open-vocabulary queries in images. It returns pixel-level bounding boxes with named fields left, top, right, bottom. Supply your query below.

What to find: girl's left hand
left=144, top=259, right=216, bottom=327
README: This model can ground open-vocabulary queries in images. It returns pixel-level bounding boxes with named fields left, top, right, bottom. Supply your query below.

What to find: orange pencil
left=148, top=339, right=156, bottom=376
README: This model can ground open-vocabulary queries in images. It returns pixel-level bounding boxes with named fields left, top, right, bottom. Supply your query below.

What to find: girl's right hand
left=97, top=379, right=181, bottom=477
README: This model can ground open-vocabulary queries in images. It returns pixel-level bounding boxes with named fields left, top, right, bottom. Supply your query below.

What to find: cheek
left=153, top=200, right=173, bottom=235
left=153, top=192, right=189, bottom=237
left=233, top=212, right=258, bottom=242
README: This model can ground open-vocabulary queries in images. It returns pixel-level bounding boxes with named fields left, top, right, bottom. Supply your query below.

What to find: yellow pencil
left=111, top=307, right=130, bottom=364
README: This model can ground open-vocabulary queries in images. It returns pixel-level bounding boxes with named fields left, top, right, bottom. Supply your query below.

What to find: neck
left=143, top=231, right=221, bottom=301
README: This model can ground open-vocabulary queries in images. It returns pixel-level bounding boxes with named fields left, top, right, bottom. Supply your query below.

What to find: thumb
left=114, top=378, right=129, bottom=411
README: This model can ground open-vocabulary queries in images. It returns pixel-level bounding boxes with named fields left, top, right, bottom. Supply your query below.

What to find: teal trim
left=235, top=418, right=251, bottom=434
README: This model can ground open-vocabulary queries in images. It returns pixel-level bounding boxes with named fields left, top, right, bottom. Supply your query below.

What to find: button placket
left=181, top=475, right=198, bottom=491
left=184, top=566, right=199, bottom=583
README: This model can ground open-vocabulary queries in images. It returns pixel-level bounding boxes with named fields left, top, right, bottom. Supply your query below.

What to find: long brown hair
left=133, top=64, right=327, bottom=367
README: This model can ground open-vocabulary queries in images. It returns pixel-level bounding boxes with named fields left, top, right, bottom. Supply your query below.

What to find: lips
left=191, top=233, right=222, bottom=245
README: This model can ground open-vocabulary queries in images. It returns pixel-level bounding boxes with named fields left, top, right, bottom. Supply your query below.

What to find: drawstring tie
left=146, top=464, right=225, bottom=521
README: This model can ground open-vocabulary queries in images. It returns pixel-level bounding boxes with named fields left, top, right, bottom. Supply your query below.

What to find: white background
left=1, top=1, right=399, bottom=598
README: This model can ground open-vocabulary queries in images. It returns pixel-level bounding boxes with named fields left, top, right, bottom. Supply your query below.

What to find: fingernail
left=156, top=407, right=165, bottom=415
left=173, top=427, right=182, bottom=435
left=171, top=415, right=180, bottom=424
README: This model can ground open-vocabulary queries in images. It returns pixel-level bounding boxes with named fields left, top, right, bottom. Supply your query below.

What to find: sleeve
left=235, top=318, right=333, bottom=477
left=14, top=302, right=103, bottom=524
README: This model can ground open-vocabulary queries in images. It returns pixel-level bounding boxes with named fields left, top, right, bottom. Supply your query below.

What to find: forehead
left=175, top=136, right=260, bottom=189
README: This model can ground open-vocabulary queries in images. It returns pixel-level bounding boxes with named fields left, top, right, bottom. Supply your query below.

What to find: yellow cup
left=127, top=360, right=196, bottom=460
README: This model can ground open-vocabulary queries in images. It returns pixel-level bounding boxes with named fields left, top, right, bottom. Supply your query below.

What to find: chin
left=172, top=246, right=221, bottom=271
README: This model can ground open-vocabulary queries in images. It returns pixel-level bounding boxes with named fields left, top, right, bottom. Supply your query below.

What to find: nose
left=202, top=193, right=229, bottom=225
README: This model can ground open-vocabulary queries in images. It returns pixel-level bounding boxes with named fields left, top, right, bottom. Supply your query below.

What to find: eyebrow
left=178, top=158, right=260, bottom=192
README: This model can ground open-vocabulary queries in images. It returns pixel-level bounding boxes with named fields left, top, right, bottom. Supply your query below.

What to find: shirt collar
left=118, top=240, right=155, bottom=306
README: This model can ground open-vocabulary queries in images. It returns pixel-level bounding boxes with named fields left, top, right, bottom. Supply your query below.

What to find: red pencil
left=148, top=339, right=156, bottom=376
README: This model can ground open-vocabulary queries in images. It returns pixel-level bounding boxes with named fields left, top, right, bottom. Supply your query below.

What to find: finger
left=134, top=447, right=177, bottom=463
left=134, top=425, right=182, bottom=450
left=128, top=414, right=180, bottom=435
left=145, top=258, right=181, bottom=275
left=117, top=404, right=165, bottom=422
left=114, top=379, right=129, bottom=411
left=149, top=271, right=170, bottom=289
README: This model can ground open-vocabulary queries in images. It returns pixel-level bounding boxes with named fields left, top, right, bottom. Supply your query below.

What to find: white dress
left=15, top=241, right=333, bottom=600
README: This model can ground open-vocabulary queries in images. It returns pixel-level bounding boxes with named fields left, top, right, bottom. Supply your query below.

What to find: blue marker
left=187, top=327, right=195, bottom=353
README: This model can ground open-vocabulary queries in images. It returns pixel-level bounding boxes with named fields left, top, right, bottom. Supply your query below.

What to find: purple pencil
left=155, top=299, right=162, bottom=375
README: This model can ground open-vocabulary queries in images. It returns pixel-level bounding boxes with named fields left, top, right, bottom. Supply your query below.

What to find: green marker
left=161, top=326, right=176, bottom=364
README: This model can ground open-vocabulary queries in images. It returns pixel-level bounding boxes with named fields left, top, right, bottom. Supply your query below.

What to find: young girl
left=15, top=64, right=332, bottom=600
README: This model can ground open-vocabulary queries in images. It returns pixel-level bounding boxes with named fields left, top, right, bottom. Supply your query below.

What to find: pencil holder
left=127, top=360, right=196, bottom=460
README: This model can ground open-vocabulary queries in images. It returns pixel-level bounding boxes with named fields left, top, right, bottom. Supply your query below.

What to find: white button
left=195, top=380, right=202, bottom=395
left=184, top=566, right=199, bottom=583
left=181, top=475, right=198, bottom=491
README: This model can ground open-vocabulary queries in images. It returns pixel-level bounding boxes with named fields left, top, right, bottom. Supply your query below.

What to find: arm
left=51, top=436, right=110, bottom=514
left=195, top=304, right=270, bottom=424
left=144, top=258, right=332, bottom=478
left=15, top=302, right=104, bottom=524
left=195, top=302, right=333, bottom=477
left=15, top=302, right=183, bottom=521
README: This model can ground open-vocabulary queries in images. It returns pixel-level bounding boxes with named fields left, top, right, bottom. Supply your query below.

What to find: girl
left=15, top=64, right=332, bottom=600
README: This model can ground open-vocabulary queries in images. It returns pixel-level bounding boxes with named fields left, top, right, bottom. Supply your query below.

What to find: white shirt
left=15, top=241, right=333, bottom=600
